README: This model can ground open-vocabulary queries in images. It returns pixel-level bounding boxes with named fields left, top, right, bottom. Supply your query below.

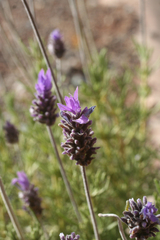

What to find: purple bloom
left=35, top=69, right=52, bottom=96
left=12, top=171, right=30, bottom=191
left=48, top=29, right=65, bottom=58
left=3, top=121, right=19, bottom=144
left=12, top=171, right=42, bottom=217
left=57, top=87, right=99, bottom=166
left=58, top=87, right=90, bottom=124
left=141, top=202, right=158, bottom=223
left=51, top=29, right=62, bottom=41
left=59, top=232, right=80, bottom=240
left=121, top=196, right=160, bottom=240
left=30, top=68, right=58, bottom=126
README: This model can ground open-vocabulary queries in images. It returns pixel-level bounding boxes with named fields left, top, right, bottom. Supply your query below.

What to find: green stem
left=80, top=166, right=100, bottom=240
left=0, top=178, right=25, bottom=240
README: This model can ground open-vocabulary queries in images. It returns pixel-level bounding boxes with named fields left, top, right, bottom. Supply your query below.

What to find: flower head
left=57, top=87, right=99, bottom=166
left=58, top=87, right=92, bottom=124
left=12, top=171, right=30, bottom=191
left=121, top=196, right=160, bottom=240
left=59, top=232, right=80, bottom=240
left=48, top=29, right=65, bottom=58
left=3, top=121, right=19, bottom=144
left=35, top=69, right=52, bottom=96
left=30, top=68, right=58, bottom=126
left=12, top=171, right=42, bottom=217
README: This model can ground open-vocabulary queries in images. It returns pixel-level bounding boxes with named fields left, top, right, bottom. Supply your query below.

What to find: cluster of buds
left=59, top=232, right=80, bottom=240
left=30, top=69, right=58, bottom=126
left=121, top=196, right=160, bottom=239
left=3, top=121, right=19, bottom=144
left=57, top=87, right=99, bottom=166
left=12, top=171, right=42, bottom=217
left=48, top=29, right=65, bottom=58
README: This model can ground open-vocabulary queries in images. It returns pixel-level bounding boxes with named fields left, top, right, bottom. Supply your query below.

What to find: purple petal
left=73, top=115, right=89, bottom=124
left=57, top=103, right=72, bottom=112
left=74, top=87, right=79, bottom=101
left=11, top=178, right=18, bottom=185
left=150, top=214, right=160, bottom=223
left=83, top=106, right=96, bottom=118
left=64, top=96, right=72, bottom=109
left=45, top=69, right=52, bottom=90
left=51, top=29, right=62, bottom=41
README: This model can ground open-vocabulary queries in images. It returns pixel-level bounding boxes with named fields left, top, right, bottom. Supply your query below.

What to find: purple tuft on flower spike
left=48, top=29, right=65, bottom=58
left=30, top=68, right=58, bottom=126
left=3, top=121, right=19, bottom=144
left=59, top=232, right=80, bottom=240
left=57, top=87, right=99, bottom=166
left=121, top=196, right=160, bottom=240
left=12, top=171, right=42, bottom=217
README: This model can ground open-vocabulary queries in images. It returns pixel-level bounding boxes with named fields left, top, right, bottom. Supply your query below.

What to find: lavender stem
left=20, top=0, right=63, bottom=103
left=0, top=178, right=25, bottom=240
left=46, top=126, right=82, bottom=222
left=80, top=166, right=100, bottom=240
left=98, top=213, right=127, bottom=240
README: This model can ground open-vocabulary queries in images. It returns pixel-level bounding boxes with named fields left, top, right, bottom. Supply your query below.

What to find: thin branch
left=56, top=58, right=62, bottom=85
left=29, top=0, right=36, bottom=20
left=47, top=126, right=82, bottom=222
left=98, top=213, right=127, bottom=240
left=0, top=178, right=25, bottom=240
left=67, top=0, right=91, bottom=82
left=20, top=0, right=63, bottom=103
left=76, top=0, right=98, bottom=58
left=80, top=166, right=100, bottom=240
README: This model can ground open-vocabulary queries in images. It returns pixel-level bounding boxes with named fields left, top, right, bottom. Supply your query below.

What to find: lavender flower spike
left=48, top=29, right=65, bottom=58
left=57, top=87, right=99, bottom=166
left=3, top=121, right=19, bottom=144
left=59, top=232, right=80, bottom=240
left=121, top=196, right=160, bottom=240
left=12, top=171, right=42, bottom=217
left=30, top=68, right=58, bottom=126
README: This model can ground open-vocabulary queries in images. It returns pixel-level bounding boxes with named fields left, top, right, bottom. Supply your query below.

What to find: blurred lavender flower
left=30, top=68, right=58, bottom=126
left=12, top=171, right=42, bottom=217
left=48, top=29, right=65, bottom=58
left=59, top=232, right=80, bottom=240
left=121, top=196, right=160, bottom=239
left=57, top=87, right=99, bottom=166
left=3, top=121, right=19, bottom=144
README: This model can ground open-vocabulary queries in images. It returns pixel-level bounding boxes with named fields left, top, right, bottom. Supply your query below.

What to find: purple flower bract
left=12, top=171, right=30, bottom=191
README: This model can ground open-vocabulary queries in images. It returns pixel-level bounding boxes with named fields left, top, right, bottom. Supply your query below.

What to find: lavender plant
left=3, top=121, right=19, bottom=144
left=48, top=29, right=65, bottom=59
left=30, top=69, right=58, bottom=126
left=12, top=171, right=42, bottom=217
left=121, top=197, right=160, bottom=239
left=57, top=87, right=99, bottom=166
left=58, top=87, right=100, bottom=240
left=1, top=0, right=160, bottom=239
